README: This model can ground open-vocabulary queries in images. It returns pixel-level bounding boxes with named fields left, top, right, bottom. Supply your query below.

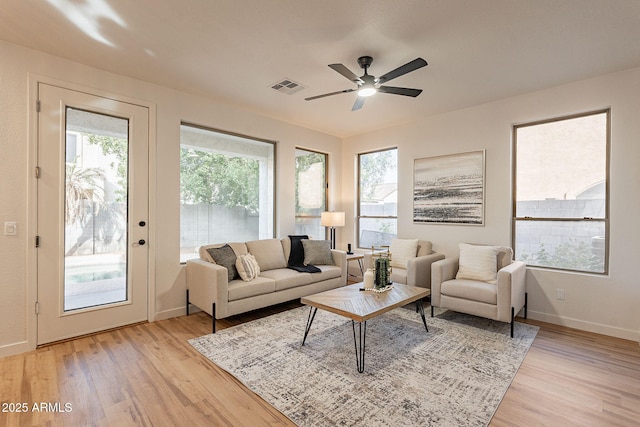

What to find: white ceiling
left=2, top=0, right=640, bottom=138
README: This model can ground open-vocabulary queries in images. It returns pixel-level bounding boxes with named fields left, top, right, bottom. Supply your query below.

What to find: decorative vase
left=363, top=268, right=375, bottom=288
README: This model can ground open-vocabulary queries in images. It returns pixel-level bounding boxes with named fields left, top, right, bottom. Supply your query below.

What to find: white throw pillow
left=456, top=243, right=499, bottom=284
left=236, top=253, right=261, bottom=282
left=390, top=238, right=419, bottom=269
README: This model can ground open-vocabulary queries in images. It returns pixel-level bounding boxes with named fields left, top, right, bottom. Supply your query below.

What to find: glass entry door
left=37, top=84, right=149, bottom=345
left=64, top=108, right=129, bottom=311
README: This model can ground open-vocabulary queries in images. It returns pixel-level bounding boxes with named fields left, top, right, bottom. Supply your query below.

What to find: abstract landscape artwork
left=413, top=150, right=485, bottom=224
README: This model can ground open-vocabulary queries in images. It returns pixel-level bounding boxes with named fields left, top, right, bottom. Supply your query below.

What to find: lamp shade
left=320, top=211, right=345, bottom=227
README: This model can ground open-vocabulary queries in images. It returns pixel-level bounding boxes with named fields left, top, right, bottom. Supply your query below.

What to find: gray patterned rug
left=189, top=306, right=538, bottom=427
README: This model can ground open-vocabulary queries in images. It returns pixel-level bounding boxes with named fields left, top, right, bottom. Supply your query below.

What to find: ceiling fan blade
left=352, top=96, right=365, bottom=111
left=377, top=58, right=428, bottom=84
left=377, top=86, right=423, bottom=97
left=329, top=63, right=363, bottom=83
left=305, top=88, right=356, bottom=101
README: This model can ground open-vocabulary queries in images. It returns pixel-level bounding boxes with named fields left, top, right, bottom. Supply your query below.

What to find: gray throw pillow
left=302, top=240, right=335, bottom=266
left=206, top=244, right=239, bottom=282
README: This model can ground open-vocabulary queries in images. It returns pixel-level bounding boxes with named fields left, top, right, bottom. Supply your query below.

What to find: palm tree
left=65, top=162, right=105, bottom=225
left=65, top=163, right=113, bottom=256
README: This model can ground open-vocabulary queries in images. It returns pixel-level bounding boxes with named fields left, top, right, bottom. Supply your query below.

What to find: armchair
left=363, top=239, right=444, bottom=289
left=431, top=244, right=527, bottom=337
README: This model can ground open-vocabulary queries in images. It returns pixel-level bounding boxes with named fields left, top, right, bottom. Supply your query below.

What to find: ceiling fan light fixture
left=358, top=86, right=377, bottom=97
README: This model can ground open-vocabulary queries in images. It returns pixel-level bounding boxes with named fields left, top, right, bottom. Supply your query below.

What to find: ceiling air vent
left=270, top=78, right=306, bottom=95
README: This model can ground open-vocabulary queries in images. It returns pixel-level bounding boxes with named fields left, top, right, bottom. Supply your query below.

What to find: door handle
left=133, top=239, right=146, bottom=246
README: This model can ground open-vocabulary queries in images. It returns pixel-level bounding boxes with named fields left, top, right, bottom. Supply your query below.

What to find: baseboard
left=527, top=310, right=639, bottom=342
left=153, top=305, right=202, bottom=321
left=0, top=340, right=34, bottom=358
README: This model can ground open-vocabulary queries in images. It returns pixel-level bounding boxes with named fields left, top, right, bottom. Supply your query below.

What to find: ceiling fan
left=305, top=56, right=428, bottom=111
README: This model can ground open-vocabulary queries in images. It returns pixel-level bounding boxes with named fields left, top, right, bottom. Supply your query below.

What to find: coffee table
left=301, top=283, right=430, bottom=373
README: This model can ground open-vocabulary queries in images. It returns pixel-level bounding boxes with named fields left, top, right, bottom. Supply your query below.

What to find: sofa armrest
left=496, top=260, right=527, bottom=320
left=331, top=249, right=348, bottom=286
left=406, top=252, right=445, bottom=288
left=186, top=259, right=228, bottom=317
left=430, top=257, right=458, bottom=306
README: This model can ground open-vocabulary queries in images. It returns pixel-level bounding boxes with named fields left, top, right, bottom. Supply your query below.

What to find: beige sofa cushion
left=228, top=276, right=276, bottom=301
left=261, top=269, right=312, bottom=291
left=313, top=265, right=343, bottom=281
left=281, top=237, right=292, bottom=261
left=246, top=239, right=287, bottom=271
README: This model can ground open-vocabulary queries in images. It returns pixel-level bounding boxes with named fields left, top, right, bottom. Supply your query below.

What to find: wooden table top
left=301, top=283, right=430, bottom=323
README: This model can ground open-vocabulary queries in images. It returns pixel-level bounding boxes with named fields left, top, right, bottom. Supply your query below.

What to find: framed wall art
left=413, top=150, right=485, bottom=225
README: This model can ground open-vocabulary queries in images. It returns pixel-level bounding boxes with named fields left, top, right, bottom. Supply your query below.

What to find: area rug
left=189, top=306, right=538, bottom=427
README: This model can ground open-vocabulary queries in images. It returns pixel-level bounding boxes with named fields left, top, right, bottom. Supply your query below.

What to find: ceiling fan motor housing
left=357, top=56, right=374, bottom=70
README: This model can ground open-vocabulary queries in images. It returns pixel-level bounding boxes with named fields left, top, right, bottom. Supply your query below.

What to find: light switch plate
left=4, top=222, right=17, bottom=236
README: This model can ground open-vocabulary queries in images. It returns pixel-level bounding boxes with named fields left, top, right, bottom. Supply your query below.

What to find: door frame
left=27, top=75, right=157, bottom=349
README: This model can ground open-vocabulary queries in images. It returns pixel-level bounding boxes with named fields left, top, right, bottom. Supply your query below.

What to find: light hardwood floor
left=1, top=302, right=638, bottom=426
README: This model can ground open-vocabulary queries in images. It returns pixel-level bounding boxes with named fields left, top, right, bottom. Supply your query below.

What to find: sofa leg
left=431, top=304, right=434, bottom=318
left=186, top=289, right=190, bottom=316
left=524, top=292, right=528, bottom=319
left=510, top=307, right=515, bottom=338
left=212, top=302, right=216, bottom=334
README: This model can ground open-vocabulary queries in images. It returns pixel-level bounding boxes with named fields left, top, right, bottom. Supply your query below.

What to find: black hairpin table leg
left=302, top=307, right=318, bottom=346
left=416, top=299, right=429, bottom=332
left=352, top=320, right=367, bottom=373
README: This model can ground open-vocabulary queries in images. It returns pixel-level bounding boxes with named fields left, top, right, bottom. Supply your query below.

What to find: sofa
left=186, top=237, right=347, bottom=331
left=363, top=239, right=444, bottom=289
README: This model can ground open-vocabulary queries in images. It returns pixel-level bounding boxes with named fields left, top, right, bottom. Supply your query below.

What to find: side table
left=346, top=253, right=364, bottom=279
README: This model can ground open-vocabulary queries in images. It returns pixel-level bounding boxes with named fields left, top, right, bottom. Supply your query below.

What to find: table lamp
left=320, top=211, right=345, bottom=249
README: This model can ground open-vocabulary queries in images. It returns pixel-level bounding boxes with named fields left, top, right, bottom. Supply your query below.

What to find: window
left=180, top=124, right=275, bottom=262
left=358, top=148, right=398, bottom=248
left=294, top=148, right=328, bottom=239
left=513, top=110, right=609, bottom=274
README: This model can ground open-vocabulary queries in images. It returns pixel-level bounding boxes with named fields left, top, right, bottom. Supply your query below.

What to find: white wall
left=2, top=37, right=638, bottom=357
left=0, top=40, right=342, bottom=356
left=341, top=66, right=640, bottom=342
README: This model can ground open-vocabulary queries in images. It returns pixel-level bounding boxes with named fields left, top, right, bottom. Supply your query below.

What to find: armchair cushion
left=456, top=243, right=499, bottom=284
left=441, top=279, right=497, bottom=305
left=390, top=238, right=419, bottom=268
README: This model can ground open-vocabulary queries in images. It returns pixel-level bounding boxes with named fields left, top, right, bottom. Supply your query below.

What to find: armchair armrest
left=406, top=252, right=445, bottom=288
left=331, top=249, right=348, bottom=286
left=430, top=257, right=459, bottom=307
left=496, top=260, right=527, bottom=321
left=186, top=259, right=228, bottom=317
left=363, top=252, right=374, bottom=270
